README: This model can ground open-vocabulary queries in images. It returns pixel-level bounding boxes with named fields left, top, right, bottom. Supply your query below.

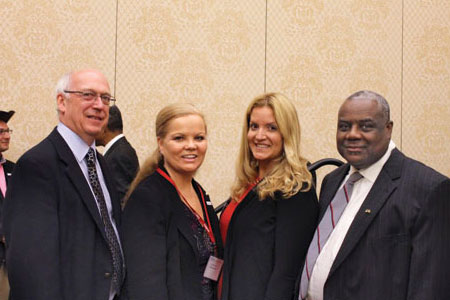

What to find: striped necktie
left=300, top=172, right=363, bottom=299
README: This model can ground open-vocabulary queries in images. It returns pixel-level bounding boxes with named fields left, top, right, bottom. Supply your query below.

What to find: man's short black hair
left=108, top=105, right=123, bottom=132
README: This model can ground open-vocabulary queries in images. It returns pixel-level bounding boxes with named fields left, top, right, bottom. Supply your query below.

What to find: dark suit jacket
left=0, top=159, right=14, bottom=264
left=221, top=186, right=318, bottom=300
left=104, top=136, right=139, bottom=201
left=314, top=148, right=450, bottom=300
left=3, top=129, right=122, bottom=300
left=121, top=170, right=223, bottom=300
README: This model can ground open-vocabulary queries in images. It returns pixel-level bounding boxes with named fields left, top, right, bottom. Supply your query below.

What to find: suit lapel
left=48, top=129, right=108, bottom=241
left=97, top=152, right=121, bottom=223
left=157, top=173, right=200, bottom=259
left=104, top=136, right=124, bottom=160
left=318, top=165, right=350, bottom=222
left=328, top=149, right=403, bottom=276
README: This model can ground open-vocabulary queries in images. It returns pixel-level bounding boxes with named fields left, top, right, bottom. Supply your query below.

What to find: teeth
left=183, top=155, right=196, bottom=158
left=256, top=144, right=269, bottom=148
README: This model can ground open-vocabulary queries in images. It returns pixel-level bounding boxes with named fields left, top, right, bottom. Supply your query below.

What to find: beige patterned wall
left=1, top=1, right=449, bottom=205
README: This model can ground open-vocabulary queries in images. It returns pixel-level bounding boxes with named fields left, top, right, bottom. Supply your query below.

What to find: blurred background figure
left=219, top=93, right=318, bottom=300
left=96, top=105, right=139, bottom=203
left=121, top=103, right=223, bottom=300
left=0, top=110, right=15, bottom=300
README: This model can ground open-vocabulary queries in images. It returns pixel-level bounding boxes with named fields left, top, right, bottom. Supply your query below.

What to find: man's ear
left=386, top=120, right=393, bottom=138
left=56, top=94, right=66, bottom=114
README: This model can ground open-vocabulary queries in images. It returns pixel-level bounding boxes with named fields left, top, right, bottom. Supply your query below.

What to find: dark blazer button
left=104, top=272, right=111, bottom=278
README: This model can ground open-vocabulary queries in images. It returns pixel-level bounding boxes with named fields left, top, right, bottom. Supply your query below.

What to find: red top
left=219, top=199, right=239, bottom=244
left=219, top=179, right=260, bottom=244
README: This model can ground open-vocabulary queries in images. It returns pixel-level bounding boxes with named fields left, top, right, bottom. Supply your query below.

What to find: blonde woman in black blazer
left=220, top=93, right=318, bottom=300
left=121, top=103, right=223, bottom=300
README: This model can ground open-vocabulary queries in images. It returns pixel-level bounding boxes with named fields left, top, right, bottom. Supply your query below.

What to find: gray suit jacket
left=316, top=148, right=450, bottom=300
left=3, top=128, right=122, bottom=300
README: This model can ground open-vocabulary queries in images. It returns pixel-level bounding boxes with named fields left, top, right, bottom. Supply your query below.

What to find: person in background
left=3, top=69, right=124, bottom=300
left=220, top=92, right=319, bottom=300
left=121, top=103, right=223, bottom=300
left=299, top=90, right=450, bottom=300
left=0, top=110, right=15, bottom=300
left=96, top=105, right=139, bottom=203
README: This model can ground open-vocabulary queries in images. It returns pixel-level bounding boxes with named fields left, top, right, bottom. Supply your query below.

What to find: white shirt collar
left=57, top=122, right=95, bottom=163
left=103, top=133, right=124, bottom=155
left=349, top=140, right=396, bottom=183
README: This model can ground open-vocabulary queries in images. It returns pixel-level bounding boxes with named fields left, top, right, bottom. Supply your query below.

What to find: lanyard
left=156, top=168, right=216, bottom=246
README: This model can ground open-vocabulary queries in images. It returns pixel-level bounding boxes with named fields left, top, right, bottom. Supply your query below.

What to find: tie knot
left=85, top=148, right=96, bottom=166
left=347, top=172, right=363, bottom=185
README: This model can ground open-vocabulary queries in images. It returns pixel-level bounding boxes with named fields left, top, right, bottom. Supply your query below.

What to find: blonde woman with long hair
left=121, top=103, right=223, bottom=300
left=219, top=93, right=319, bottom=300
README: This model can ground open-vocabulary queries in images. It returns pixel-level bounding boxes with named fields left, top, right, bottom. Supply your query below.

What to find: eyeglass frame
left=0, top=129, right=12, bottom=135
left=63, top=90, right=116, bottom=106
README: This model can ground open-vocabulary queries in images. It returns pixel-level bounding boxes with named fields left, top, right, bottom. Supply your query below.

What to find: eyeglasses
left=64, top=90, right=116, bottom=106
left=0, top=129, right=12, bottom=135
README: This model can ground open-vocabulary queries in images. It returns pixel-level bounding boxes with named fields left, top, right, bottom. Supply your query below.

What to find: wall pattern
left=1, top=0, right=448, bottom=205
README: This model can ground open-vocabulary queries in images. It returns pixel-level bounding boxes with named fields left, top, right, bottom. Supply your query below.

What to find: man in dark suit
left=3, top=69, right=124, bottom=300
left=0, top=110, right=15, bottom=299
left=96, top=105, right=139, bottom=202
left=300, top=90, right=450, bottom=300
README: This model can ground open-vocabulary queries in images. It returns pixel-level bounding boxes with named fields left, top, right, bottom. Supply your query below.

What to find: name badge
left=203, top=256, right=224, bottom=281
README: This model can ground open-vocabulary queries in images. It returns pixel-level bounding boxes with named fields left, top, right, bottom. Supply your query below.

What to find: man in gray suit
left=96, top=105, right=139, bottom=203
left=4, top=69, right=123, bottom=300
left=299, top=90, right=450, bottom=300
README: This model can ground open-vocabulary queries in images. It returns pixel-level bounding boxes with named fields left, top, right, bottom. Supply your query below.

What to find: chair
left=214, top=158, right=344, bottom=214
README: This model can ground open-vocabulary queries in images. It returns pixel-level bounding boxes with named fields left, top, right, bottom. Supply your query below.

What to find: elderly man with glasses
left=3, top=69, right=124, bottom=300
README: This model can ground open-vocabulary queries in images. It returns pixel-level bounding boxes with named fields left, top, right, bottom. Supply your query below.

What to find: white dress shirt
left=103, top=133, right=124, bottom=156
left=307, top=140, right=396, bottom=300
left=57, top=123, right=122, bottom=300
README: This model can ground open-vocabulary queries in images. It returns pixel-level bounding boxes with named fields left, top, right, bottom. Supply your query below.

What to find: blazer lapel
left=97, top=152, right=121, bottom=223
left=104, top=136, right=124, bottom=160
left=172, top=189, right=201, bottom=259
left=328, top=149, right=403, bottom=276
left=156, top=173, right=200, bottom=259
left=318, top=165, right=350, bottom=221
left=48, top=129, right=108, bottom=241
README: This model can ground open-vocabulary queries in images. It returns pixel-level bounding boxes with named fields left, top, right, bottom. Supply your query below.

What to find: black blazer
left=121, top=170, right=223, bottom=300
left=0, top=159, right=14, bottom=264
left=3, top=128, right=122, bottom=300
left=313, top=149, right=450, bottom=300
left=104, top=136, right=139, bottom=201
left=220, top=185, right=318, bottom=300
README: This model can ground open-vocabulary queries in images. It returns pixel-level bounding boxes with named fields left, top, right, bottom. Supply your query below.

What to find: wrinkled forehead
left=70, top=70, right=111, bottom=92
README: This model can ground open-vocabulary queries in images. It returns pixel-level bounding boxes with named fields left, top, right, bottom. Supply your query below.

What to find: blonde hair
left=230, top=92, right=312, bottom=200
left=124, top=103, right=206, bottom=203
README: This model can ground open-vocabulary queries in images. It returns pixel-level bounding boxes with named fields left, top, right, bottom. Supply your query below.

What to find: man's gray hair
left=346, top=90, right=390, bottom=122
left=55, top=72, right=71, bottom=99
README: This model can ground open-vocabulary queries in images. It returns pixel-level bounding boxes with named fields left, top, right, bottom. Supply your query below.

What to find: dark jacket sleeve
left=3, top=153, right=62, bottom=299
left=264, top=188, right=319, bottom=300
left=121, top=179, right=170, bottom=300
left=407, top=177, right=450, bottom=299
